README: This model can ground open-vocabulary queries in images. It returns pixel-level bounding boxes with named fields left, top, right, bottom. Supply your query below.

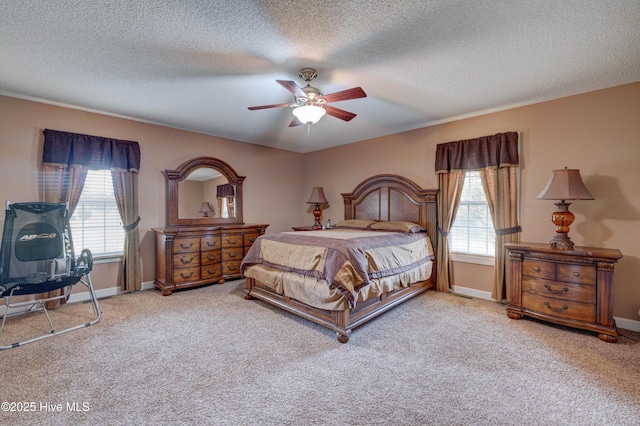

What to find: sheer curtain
left=42, top=129, right=142, bottom=292
left=435, top=132, right=520, bottom=298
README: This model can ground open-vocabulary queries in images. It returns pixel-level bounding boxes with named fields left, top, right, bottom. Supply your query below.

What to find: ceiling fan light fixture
left=292, top=105, right=326, bottom=125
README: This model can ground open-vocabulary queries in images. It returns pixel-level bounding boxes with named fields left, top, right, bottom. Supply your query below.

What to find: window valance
left=435, top=131, right=519, bottom=174
left=216, top=184, right=235, bottom=198
left=42, top=129, right=141, bottom=173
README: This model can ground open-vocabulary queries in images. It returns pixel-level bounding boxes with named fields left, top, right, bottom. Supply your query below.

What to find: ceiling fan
left=248, top=68, right=367, bottom=128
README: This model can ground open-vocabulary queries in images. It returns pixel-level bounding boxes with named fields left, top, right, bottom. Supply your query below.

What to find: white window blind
left=450, top=171, right=495, bottom=256
left=69, top=169, right=124, bottom=256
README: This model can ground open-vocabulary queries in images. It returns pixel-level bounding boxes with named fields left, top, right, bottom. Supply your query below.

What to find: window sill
left=93, top=254, right=123, bottom=264
left=451, top=252, right=494, bottom=266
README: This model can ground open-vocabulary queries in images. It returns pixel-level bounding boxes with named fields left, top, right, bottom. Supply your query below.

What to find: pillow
left=333, top=219, right=377, bottom=230
left=368, top=220, right=425, bottom=234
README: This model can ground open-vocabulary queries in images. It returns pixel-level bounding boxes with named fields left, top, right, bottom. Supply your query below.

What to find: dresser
left=505, top=242, right=622, bottom=342
left=154, top=224, right=268, bottom=296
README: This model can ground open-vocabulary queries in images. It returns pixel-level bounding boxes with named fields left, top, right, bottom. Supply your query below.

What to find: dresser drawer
left=201, top=264, right=222, bottom=280
left=221, top=234, right=243, bottom=247
left=522, top=277, right=595, bottom=304
left=222, top=261, right=241, bottom=276
left=173, top=253, right=200, bottom=269
left=522, top=259, right=555, bottom=280
left=222, top=247, right=243, bottom=262
left=244, top=233, right=259, bottom=247
left=201, top=236, right=221, bottom=251
left=174, top=238, right=199, bottom=253
left=557, top=264, right=595, bottom=285
left=201, top=250, right=221, bottom=265
left=173, top=266, right=199, bottom=284
left=522, top=292, right=595, bottom=322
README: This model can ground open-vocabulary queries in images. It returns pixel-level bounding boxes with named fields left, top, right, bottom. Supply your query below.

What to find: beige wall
left=1, top=82, right=638, bottom=321
left=0, top=95, right=306, bottom=289
left=306, top=82, right=640, bottom=320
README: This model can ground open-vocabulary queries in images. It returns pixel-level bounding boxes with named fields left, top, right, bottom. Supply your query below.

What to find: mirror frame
left=163, top=156, right=245, bottom=226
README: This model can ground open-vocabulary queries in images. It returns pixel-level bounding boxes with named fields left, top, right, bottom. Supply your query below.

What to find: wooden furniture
left=291, top=225, right=314, bottom=231
left=505, top=242, right=622, bottom=342
left=244, top=174, right=438, bottom=343
left=154, top=223, right=267, bottom=296
left=154, top=156, right=268, bottom=295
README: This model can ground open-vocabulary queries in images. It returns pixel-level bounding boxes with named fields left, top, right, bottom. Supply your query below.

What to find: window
left=69, top=169, right=124, bottom=257
left=449, top=171, right=495, bottom=257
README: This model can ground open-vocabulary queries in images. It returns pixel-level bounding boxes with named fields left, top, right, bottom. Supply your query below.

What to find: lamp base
left=549, top=233, right=574, bottom=250
left=548, top=201, right=575, bottom=250
left=312, top=203, right=322, bottom=230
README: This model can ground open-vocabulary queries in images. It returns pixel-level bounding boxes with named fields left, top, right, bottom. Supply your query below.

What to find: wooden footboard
left=244, top=277, right=435, bottom=343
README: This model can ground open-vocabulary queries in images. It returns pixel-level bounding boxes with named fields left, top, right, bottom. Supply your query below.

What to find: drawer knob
left=180, top=257, right=194, bottom=265
left=228, top=251, right=239, bottom=258
left=226, top=265, right=238, bottom=271
left=533, top=266, right=540, bottom=272
left=544, top=284, right=569, bottom=295
left=248, top=237, right=256, bottom=242
left=206, top=241, right=218, bottom=247
left=573, top=272, right=580, bottom=277
left=206, top=268, right=217, bottom=274
left=544, top=301, right=568, bottom=313
left=206, top=255, right=218, bottom=261
left=179, top=271, right=195, bottom=279
left=180, top=242, right=194, bottom=250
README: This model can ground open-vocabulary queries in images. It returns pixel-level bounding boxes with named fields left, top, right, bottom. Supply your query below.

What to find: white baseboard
left=452, top=285, right=640, bottom=333
left=0, top=280, right=156, bottom=316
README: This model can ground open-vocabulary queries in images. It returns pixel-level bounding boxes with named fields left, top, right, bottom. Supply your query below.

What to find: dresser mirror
left=163, top=156, right=245, bottom=226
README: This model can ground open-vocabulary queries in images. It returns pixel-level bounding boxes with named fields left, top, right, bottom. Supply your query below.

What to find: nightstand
left=505, top=242, right=623, bottom=342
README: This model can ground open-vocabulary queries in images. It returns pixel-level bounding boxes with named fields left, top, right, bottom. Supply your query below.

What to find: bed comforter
left=241, top=229, right=434, bottom=309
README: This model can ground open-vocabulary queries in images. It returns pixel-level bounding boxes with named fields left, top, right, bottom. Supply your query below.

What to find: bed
left=242, top=174, right=438, bottom=342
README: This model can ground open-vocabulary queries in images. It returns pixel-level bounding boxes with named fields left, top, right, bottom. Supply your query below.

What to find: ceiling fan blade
left=325, top=105, right=357, bottom=122
left=289, top=116, right=303, bottom=127
left=321, top=87, right=367, bottom=104
left=277, top=80, right=306, bottom=98
left=247, top=102, right=291, bottom=110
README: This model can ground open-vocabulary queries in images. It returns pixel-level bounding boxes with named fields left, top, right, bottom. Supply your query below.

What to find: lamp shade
left=292, top=105, right=326, bottom=124
left=199, top=202, right=213, bottom=213
left=537, top=168, right=594, bottom=201
left=307, top=187, right=328, bottom=204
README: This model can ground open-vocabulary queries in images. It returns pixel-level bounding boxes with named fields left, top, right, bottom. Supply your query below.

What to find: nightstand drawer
left=522, top=259, right=555, bottom=280
left=557, top=264, right=595, bottom=285
left=522, top=277, right=595, bottom=304
left=522, top=293, right=596, bottom=323
left=244, top=233, right=259, bottom=247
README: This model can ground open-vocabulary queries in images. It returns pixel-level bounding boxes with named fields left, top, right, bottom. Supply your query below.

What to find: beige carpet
left=1, top=280, right=639, bottom=425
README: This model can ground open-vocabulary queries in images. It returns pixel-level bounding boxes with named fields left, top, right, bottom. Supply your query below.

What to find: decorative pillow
left=368, top=220, right=425, bottom=234
left=333, top=219, right=378, bottom=230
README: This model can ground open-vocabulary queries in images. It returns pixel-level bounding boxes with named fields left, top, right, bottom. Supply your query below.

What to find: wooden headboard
left=341, top=174, right=438, bottom=246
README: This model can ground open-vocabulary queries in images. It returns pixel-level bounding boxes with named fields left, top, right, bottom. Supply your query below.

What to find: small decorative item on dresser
left=198, top=202, right=214, bottom=217
left=505, top=242, right=622, bottom=342
left=537, top=167, right=594, bottom=249
left=307, top=186, right=328, bottom=229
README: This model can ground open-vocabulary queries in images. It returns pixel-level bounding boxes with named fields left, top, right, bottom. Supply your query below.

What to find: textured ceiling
left=1, top=1, right=639, bottom=153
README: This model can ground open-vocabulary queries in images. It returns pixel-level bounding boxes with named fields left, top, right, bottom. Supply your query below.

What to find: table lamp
left=307, top=187, right=328, bottom=229
left=537, top=167, right=594, bottom=249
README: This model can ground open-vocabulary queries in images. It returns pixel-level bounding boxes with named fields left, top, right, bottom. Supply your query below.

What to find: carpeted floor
left=1, top=280, right=639, bottom=425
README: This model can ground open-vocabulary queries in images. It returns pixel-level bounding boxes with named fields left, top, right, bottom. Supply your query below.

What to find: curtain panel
left=434, top=132, right=520, bottom=299
left=42, top=129, right=142, bottom=292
